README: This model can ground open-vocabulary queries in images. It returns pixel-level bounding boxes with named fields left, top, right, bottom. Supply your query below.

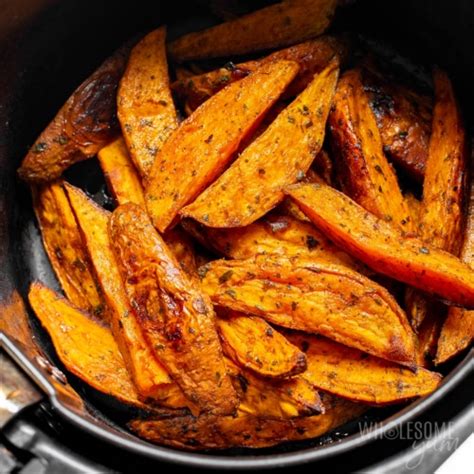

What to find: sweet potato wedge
left=218, top=312, right=306, bottom=378
left=18, top=46, right=128, bottom=182
left=28, top=282, right=148, bottom=408
left=405, top=193, right=422, bottom=224
left=64, top=183, right=180, bottom=402
left=419, top=68, right=467, bottom=255
left=97, top=137, right=146, bottom=207
left=436, top=180, right=474, bottom=364
left=328, top=69, right=412, bottom=230
left=32, top=181, right=103, bottom=315
left=287, top=333, right=441, bottom=404
left=285, top=183, right=474, bottom=307
left=200, top=255, right=416, bottom=366
left=225, top=358, right=322, bottom=418
left=168, top=0, right=337, bottom=61
left=406, top=69, right=467, bottom=331
left=183, top=212, right=358, bottom=269
left=146, top=59, right=300, bottom=232
left=109, top=203, right=238, bottom=415
left=118, top=28, right=178, bottom=178
left=362, top=67, right=432, bottom=181
left=173, top=36, right=347, bottom=112
left=129, top=397, right=365, bottom=450
left=181, top=60, right=339, bottom=227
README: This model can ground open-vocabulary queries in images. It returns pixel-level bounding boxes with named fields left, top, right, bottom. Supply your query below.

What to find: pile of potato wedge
left=19, top=0, right=473, bottom=451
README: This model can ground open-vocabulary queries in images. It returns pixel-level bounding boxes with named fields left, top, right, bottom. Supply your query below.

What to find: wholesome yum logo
left=358, top=421, right=459, bottom=470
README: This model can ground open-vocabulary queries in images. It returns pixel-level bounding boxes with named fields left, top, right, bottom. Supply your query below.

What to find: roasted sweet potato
left=181, top=60, right=339, bottom=227
left=97, top=137, right=145, bottom=207
left=328, top=69, right=412, bottom=230
left=218, top=312, right=306, bottom=378
left=118, top=28, right=178, bottom=178
left=200, top=255, right=416, bottom=366
left=406, top=69, right=467, bottom=331
left=168, top=0, right=337, bottom=61
left=287, top=333, right=441, bottom=404
left=225, top=358, right=322, bottom=418
left=129, top=397, right=365, bottom=450
left=64, top=183, right=181, bottom=403
left=183, top=212, right=358, bottom=269
left=420, top=68, right=467, bottom=255
left=173, top=36, right=347, bottom=112
left=285, top=183, right=474, bottom=307
left=28, top=282, right=149, bottom=408
left=32, top=181, right=103, bottom=315
left=416, top=313, right=443, bottom=365
left=436, top=180, right=474, bottom=364
left=18, top=46, right=128, bottom=182
left=109, top=204, right=238, bottom=414
left=163, top=227, right=198, bottom=278
left=362, top=67, right=432, bottom=181
left=146, top=60, right=299, bottom=232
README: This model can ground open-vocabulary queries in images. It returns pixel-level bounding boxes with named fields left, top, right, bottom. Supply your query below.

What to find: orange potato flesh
left=32, top=181, right=103, bottom=315
left=286, top=183, right=474, bottom=307
left=129, top=397, right=365, bottom=450
left=118, top=28, right=178, bottom=178
left=97, top=137, right=146, bottom=207
left=27, top=282, right=150, bottom=408
left=181, top=60, right=339, bottom=227
left=64, top=183, right=177, bottom=401
left=419, top=68, right=467, bottom=254
left=18, top=46, right=128, bottom=183
left=168, top=0, right=337, bottom=61
left=183, top=212, right=359, bottom=270
left=163, top=226, right=198, bottom=278
left=407, top=69, right=468, bottom=331
left=173, top=36, right=347, bottom=112
left=200, top=255, right=416, bottom=366
left=218, top=312, right=307, bottom=378
left=287, top=333, right=441, bottom=404
left=436, top=180, right=474, bottom=364
left=328, top=69, right=412, bottom=231
left=225, top=358, right=322, bottom=418
left=146, top=59, right=300, bottom=232
left=109, top=203, right=238, bottom=415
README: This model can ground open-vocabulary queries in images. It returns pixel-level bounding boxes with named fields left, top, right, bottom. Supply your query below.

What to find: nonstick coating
left=0, top=0, right=472, bottom=469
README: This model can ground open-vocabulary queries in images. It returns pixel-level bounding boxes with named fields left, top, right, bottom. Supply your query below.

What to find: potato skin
left=286, top=183, right=474, bottom=307
left=218, top=312, right=307, bottom=378
left=362, top=68, right=432, bottom=181
left=118, top=28, right=178, bottom=178
left=129, top=397, right=365, bottom=450
left=18, top=46, right=128, bottom=182
left=173, top=36, right=348, bottom=113
left=146, top=59, right=299, bottom=232
left=181, top=60, right=339, bottom=227
left=168, top=0, right=337, bottom=61
left=65, top=184, right=178, bottom=402
left=200, top=255, right=416, bottom=366
left=32, top=181, right=103, bottom=315
left=97, top=137, right=146, bottom=207
left=328, top=69, right=412, bottom=231
left=287, top=333, right=441, bottom=404
left=436, top=179, right=474, bottom=364
left=109, top=203, right=238, bottom=415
